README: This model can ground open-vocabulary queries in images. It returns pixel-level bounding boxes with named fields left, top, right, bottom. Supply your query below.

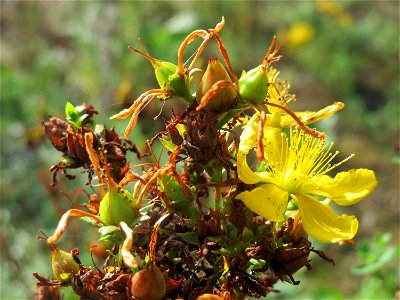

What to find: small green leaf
left=60, top=273, right=71, bottom=281
left=247, top=258, right=266, bottom=271
left=160, top=137, right=177, bottom=152
left=98, top=234, right=123, bottom=245
left=80, top=216, right=102, bottom=226
left=65, top=101, right=80, bottom=127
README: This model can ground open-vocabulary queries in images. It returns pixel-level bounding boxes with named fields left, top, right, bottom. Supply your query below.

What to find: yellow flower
left=285, top=22, right=315, bottom=50
left=235, top=114, right=377, bottom=243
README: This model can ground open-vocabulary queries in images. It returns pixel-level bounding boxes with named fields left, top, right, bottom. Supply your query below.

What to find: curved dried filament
left=177, top=30, right=209, bottom=76
left=262, top=36, right=282, bottom=68
left=188, top=17, right=226, bottom=72
left=195, top=80, right=238, bottom=111
left=178, top=17, right=225, bottom=76
left=135, top=165, right=173, bottom=209
left=110, top=89, right=165, bottom=121
left=47, top=209, right=103, bottom=245
left=119, top=171, right=147, bottom=188
left=135, top=150, right=180, bottom=208
left=85, top=132, right=105, bottom=197
left=265, top=101, right=326, bottom=139
left=120, top=221, right=138, bottom=269
left=149, top=222, right=160, bottom=267
left=210, top=29, right=238, bottom=84
left=112, top=89, right=166, bottom=137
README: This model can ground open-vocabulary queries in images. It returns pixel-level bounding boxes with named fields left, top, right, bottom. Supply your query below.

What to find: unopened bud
left=196, top=57, right=237, bottom=112
left=238, top=66, right=268, bottom=104
left=154, top=60, right=178, bottom=90
left=51, top=248, right=80, bottom=282
left=99, top=187, right=137, bottom=226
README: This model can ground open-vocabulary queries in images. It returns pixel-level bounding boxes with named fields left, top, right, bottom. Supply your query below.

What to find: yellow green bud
left=238, top=66, right=268, bottom=104
left=51, top=248, right=80, bottom=282
left=99, top=188, right=137, bottom=226
left=196, top=57, right=237, bottom=112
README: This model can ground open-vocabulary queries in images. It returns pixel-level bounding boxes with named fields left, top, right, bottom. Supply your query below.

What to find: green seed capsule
left=196, top=57, right=237, bottom=112
left=238, top=66, right=268, bottom=104
left=51, top=248, right=80, bottom=282
left=99, top=188, right=137, bottom=226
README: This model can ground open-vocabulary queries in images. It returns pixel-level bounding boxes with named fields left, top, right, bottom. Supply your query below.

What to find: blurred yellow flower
left=236, top=115, right=377, bottom=243
left=285, top=22, right=314, bottom=49
left=316, top=0, right=353, bottom=25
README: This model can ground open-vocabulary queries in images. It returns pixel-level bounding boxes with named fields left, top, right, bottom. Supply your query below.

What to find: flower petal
left=280, top=102, right=345, bottom=128
left=314, top=169, right=377, bottom=206
left=236, top=184, right=288, bottom=222
left=237, top=150, right=273, bottom=184
left=293, top=193, right=359, bottom=243
left=237, top=113, right=275, bottom=184
left=239, top=113, right=259, bottom=153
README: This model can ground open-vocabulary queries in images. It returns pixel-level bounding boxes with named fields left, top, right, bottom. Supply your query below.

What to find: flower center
left=265, top=129, right=354, bottom=193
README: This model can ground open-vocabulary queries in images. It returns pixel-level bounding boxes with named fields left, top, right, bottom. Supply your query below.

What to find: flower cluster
left=36, top=18, right=377, bottom=299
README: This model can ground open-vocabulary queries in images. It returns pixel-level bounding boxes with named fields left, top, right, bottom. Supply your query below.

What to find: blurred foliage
left=0, top=1, right=398, bottom=299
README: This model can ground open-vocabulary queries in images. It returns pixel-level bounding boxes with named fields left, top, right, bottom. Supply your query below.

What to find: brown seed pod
left=130, top=266, right=166, bottom=300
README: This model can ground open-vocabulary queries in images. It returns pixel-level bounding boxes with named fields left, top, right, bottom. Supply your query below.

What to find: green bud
left=238, top=66, right=268, bottom=104
left=153, top=60, right=178, bottom=90
left=51, top=248, right=80, bottom=282
left=196, top=57, right=237, bottom=112
left=152, top=60, right=193, bottom=103
left=99, top=188, right=137, bottom=226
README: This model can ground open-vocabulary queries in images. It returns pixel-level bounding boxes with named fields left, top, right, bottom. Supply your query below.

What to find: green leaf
left=225, top=222, right=237, bottom=240
left=65, top=101, right=80, bottom=127
left=242, top=226, right=254, bottom=244
left=98, top=225, right=120, bottom=237
left=176, top=232, right=199, bottom=246
left=352, top=246, right=396, bottom=275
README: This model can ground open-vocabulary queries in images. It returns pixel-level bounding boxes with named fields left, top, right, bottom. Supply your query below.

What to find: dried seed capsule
left=130, top=266, right=166, bottom=300
left=99, top=188, right=137, bottom=226
left=238, top=66, right=268, bottom=104
left=51, top=248, right=80, bottom=282
left=196, top=57, right=237, bottom=112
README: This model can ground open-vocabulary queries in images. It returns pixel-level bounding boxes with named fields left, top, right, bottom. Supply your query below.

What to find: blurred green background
left=1, top=1, right=399, bottom=299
